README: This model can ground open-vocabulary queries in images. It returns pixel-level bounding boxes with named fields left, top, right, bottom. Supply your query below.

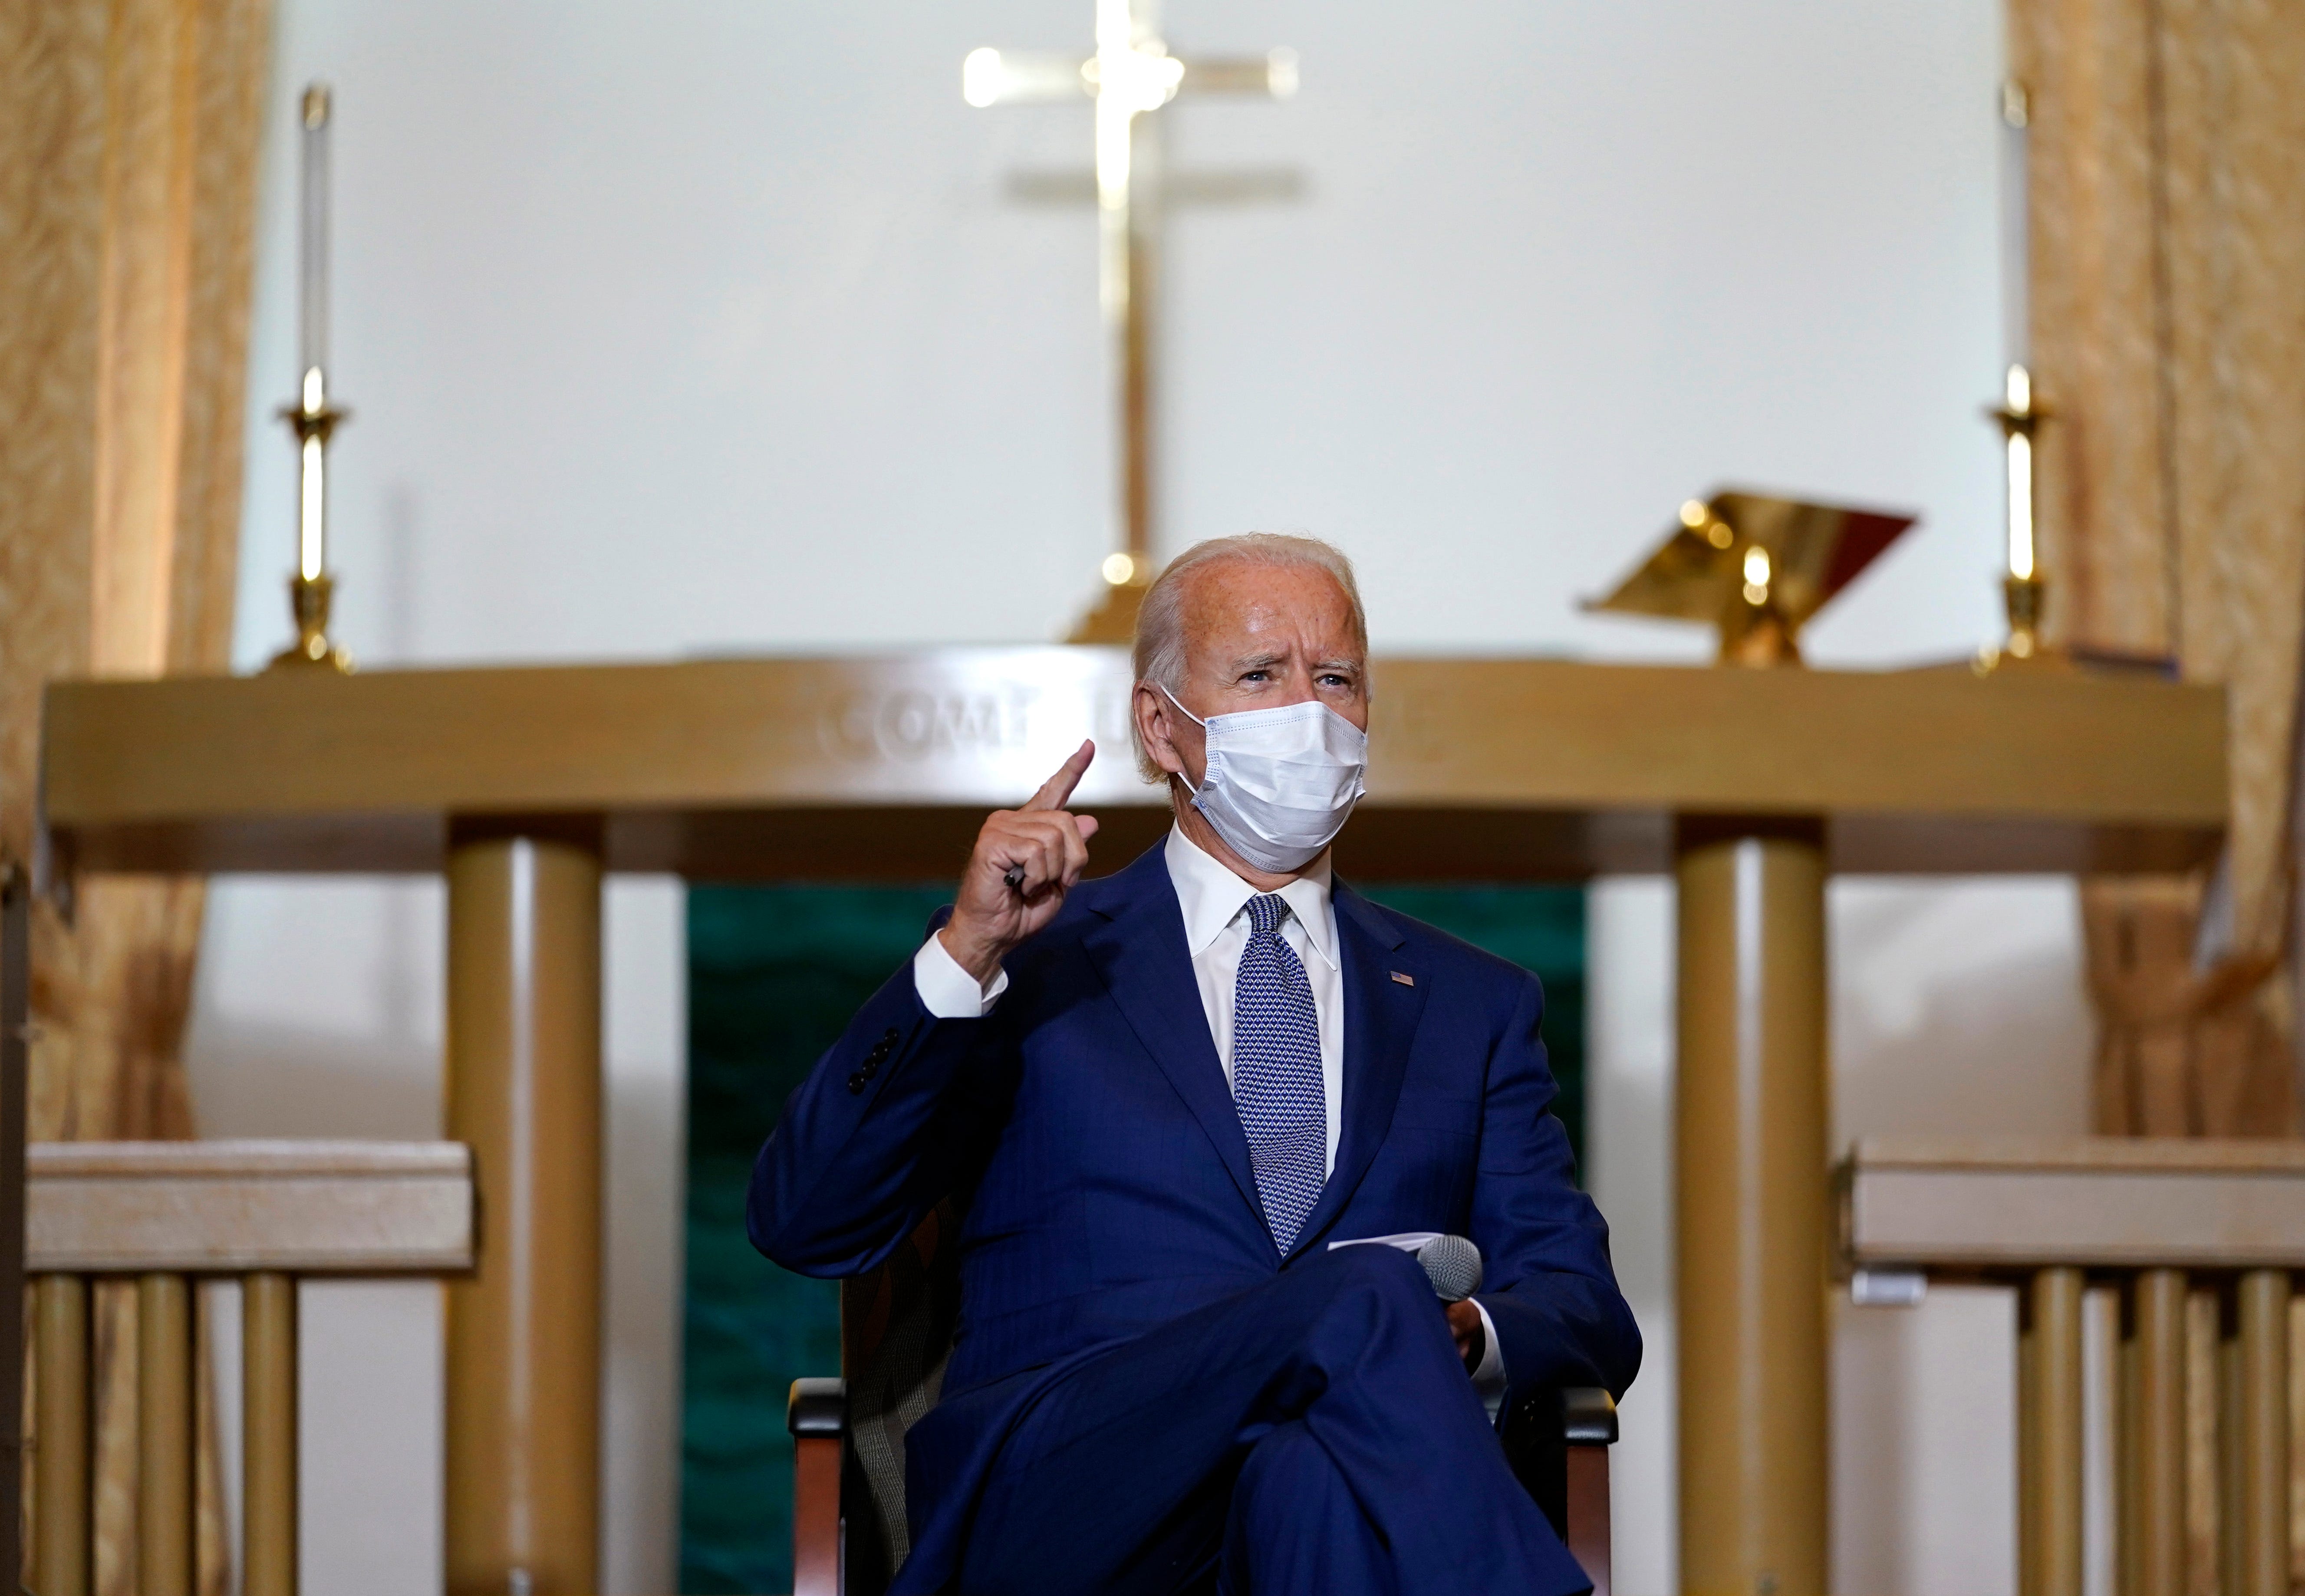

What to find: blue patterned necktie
left=1232, top=893, right=1327, bottom=1253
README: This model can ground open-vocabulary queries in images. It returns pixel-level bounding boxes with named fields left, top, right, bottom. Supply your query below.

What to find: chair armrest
left=788, top=1376, right=847, bottom=1438
left=1561, top=1386, right=1617, bottom=1446
left=789, top=1379, right=847, bottom=1596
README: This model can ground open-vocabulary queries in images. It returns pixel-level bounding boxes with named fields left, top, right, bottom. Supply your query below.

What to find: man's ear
left=1132, top=682, right=1185, bottom=776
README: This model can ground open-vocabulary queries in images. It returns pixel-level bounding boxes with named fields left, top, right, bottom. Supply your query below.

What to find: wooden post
left=33, top=1274, right=91, bottom=1596
left=2229, top=1270, right=2290, bottom=1596
left=1675, top=821, right=1829, bottom=1596
left=243, top=1272, right=300, bottom=1596
left=2019, top=1266, right=2086, bottom=1596
left=443, top=830, right=603, bottom=1596
left=138, top=1272, right=194, bottom=1596
left=2128, top=1268, right=2188, bottom=1596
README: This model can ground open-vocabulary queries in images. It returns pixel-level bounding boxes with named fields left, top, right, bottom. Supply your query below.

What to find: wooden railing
left=23, top=1140, right=474, bottom=1596
left=1841, top=1136, right=2304, bottom=1596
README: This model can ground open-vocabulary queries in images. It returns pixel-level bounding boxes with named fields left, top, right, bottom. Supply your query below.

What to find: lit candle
left=300, top=83, right=331, bottom=388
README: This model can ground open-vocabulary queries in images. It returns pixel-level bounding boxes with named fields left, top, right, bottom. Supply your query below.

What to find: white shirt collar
left=1164, top=824, right=1338, bottom=971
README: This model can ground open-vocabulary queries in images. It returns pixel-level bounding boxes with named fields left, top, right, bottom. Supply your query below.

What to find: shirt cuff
left=1470, top=1299, right=1508, bottom=1422
left=913, top=932, right=1009, bottom=1018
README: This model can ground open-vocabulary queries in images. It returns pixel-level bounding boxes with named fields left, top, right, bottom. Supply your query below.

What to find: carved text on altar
left=818, top=682, right=1136, bottom=766
left=820, top=688, right=1040, bottom=763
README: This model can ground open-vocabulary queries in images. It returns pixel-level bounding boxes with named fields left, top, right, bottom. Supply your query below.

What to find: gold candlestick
left=1978, top=363, right=2053, bottom=672
left=270, top=85, right=352, bottom=673
left=269, top=366, right=354, bottom=672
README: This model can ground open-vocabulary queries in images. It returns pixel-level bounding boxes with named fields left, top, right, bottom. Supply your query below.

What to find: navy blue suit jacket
left=748, top=842, right=1640, bottom=1586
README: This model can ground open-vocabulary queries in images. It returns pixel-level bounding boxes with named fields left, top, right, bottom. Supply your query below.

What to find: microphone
left=1414, top=1234, right=1483, bottom=1302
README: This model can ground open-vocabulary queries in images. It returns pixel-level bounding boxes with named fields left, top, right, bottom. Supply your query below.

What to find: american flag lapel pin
left=1390, top=971, right=1415, bottom=987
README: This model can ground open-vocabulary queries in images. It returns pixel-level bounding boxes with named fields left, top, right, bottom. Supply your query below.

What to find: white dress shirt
left=1162, top=826, right=1346, bottom=1175
left=912, top=824, right=1507, bottom=1408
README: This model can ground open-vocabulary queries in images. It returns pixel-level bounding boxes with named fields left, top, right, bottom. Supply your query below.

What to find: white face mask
left=1158, top=685, right=1369, bottom=874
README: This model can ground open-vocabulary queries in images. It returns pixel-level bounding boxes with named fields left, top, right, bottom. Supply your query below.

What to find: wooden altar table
left=40, top=650, right=2225, bottom=1596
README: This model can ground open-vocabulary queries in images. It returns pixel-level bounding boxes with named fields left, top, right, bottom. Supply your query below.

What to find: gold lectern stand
left=1592, top=492, right=1914, bottom=1596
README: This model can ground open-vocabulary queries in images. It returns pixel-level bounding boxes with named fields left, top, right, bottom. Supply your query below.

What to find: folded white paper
left=1326, top=1231, right=1442, bottom=1254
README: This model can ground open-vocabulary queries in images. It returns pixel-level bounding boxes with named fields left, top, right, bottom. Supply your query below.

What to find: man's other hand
left=1445, top=1299, right=1486, bottom=1374
left=940, top=740, right=1101, bottom=986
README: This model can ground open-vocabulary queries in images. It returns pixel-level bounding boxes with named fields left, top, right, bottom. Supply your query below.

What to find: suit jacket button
left=846, top=1073, right=867, bottom=1094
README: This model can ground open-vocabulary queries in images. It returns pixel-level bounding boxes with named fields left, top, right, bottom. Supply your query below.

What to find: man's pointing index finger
left=1023, top=739, right=1096, bottom=812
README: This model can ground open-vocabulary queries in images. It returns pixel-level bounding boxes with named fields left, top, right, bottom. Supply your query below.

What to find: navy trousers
left=935, top=1244, right=1592, bottom=1596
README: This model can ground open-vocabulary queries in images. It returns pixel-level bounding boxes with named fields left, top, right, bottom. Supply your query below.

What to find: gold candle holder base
left=1717, top=591, right=1803, bottom=668
left=1974, top=572, right=2063, bottom=675
left=267, top=573, right=354, bottom=672
left=1066, top=553, right=1153, bottom=645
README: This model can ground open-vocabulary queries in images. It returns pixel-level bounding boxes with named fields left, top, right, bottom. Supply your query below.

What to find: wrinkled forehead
left=1178, top=559, right=1365, bottom=659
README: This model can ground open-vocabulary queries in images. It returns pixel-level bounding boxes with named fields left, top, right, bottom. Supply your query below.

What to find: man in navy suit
left=751, top=533, right=1640, bottom=1595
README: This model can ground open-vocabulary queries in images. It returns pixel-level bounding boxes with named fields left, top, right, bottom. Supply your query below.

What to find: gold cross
left=965, top=1, right=1296, bottom=639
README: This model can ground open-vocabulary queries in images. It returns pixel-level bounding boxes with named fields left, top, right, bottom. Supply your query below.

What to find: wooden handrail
left=25, top=1140, right=475, bottom=1596
left=1842, top=1134, right=2305, bottom=1273
left=29, top=1139, right=473, bottom=1274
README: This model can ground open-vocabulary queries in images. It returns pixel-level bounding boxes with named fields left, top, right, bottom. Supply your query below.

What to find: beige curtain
left=2017, top=0, right=2305, bottom=1140
left=2014, top=0, right=2305, bottom=1582
left=0, top=0, right=270, bottom=1587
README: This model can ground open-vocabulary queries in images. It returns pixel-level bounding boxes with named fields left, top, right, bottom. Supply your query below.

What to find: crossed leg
left=1221, top=1419, right=1392, bottom=1596
left=945, top=1244, right=1589, bottom=1596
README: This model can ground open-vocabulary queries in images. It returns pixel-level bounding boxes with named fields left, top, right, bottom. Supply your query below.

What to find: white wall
left=184, top=2, right=2089, bottom=1591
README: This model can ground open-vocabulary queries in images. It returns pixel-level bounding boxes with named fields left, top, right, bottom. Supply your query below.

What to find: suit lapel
left=1080, top=849, right=1268, bottom=1234
left=1286, top=881, right=1427, bottom=1260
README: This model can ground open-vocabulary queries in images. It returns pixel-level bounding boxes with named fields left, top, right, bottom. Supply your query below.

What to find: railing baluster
left=2129, top=1268, right=2189, bottom=1596
left=138, top=1271, right=194, bottom=1596
left=2020, top=1266, right=2086, bottom=1596
left=1841, top=1146, right=2305, bottom=1596
left=33, top=1273, right=90, bottom=1596
left=2186, top=1286, right=2221, bottom=1596
left=2085, top=1285, right=2121, bottom=1596
left=2231, top=1270, right=2290, bottom=1596
left=22, top=1141, right=471, bottom=1595
left=243, top=1270, right=300, bottom=1596
left=2119, top=1295, right=2141, bottom=1596
left=2218, top=1288, right=2241, bottom=1596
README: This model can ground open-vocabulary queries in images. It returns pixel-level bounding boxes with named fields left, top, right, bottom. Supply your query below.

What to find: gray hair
left=1128, top=532, right=1369, bottom=782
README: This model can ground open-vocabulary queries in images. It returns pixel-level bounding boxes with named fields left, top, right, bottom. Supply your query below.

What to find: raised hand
left=938, top=740, right=1100, bottom=985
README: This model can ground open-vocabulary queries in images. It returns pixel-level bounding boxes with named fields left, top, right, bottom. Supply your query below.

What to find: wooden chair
left=789, top=1209, right=1617, bottom=1596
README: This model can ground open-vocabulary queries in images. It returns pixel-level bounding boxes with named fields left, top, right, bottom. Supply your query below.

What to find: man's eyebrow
left=1229, top=651, right=1288, bottom=672
left=1311, top=657, right=1363, bottom=673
